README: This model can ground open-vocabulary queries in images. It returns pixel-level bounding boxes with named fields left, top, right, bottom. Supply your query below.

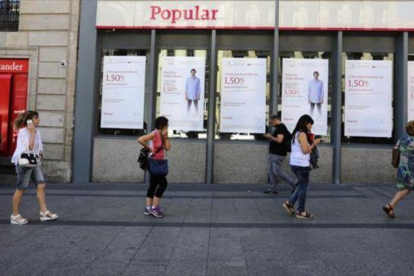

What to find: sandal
left=283, top=201, right=295, bottom=216
left=382, top=204, right=395, bottom=219
left=40, top=210, right=59, bottom=222
left=296, top=211, right=314, bottom=220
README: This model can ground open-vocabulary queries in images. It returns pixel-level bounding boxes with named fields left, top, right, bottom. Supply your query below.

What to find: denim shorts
left=15, top=165, right=46, bottom=191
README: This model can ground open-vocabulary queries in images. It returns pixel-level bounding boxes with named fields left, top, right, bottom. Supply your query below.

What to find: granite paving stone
left=0, top=182, right=413, bottom=275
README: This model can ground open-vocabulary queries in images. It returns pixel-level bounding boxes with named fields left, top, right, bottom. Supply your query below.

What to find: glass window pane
left=278, top=51, right=333, bottom=144
left=97, top=49, right=150, bottom=136
left=215, top=50, right=271, bottom=140
left=341, top=52, right=395, bottom=145
left=156, top=49, right=209, bottom=140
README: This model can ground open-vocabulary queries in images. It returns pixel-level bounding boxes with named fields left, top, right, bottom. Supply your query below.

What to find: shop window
left=0, top=0, right=19, bottom=32
left=215, top=50, right=271, bottom=141
left=156, top=49, right=209, bottom=139
left=97, top=49, right=151, bottom=136
left=341, top=52, right=395, bottom=145
left=278, top=51, right=333, bottom=144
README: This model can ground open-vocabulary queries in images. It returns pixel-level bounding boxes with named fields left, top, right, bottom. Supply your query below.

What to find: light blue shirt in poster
left=308, top=79, right=324, bottom=103
left=186, top=76, right=201, bottom=100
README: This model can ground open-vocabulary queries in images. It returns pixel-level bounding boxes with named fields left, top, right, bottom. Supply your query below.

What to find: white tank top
left=289, top=132, right=310, bottom=167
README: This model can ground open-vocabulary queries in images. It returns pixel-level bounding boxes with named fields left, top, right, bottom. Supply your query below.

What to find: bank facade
left=0, top=0, right=79, bottom=182
left=2, top=1, right=413, bottom=184
left=71, top=0, right=414, bottom=184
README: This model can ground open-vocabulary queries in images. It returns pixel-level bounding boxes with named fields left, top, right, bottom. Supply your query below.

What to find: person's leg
left=296, top=167, right=310, bottom=214
left=267, top=154, right=279, bottom=192
left=317, top=103, right=322, bottom=117
left=194, top=100, right=199, bottom=114
left=153, top=175, right=168, bottom=206
left=273, top=155, right=297, bottom=189
left=36, top=183, right=48, bottom=213
left=389, top=189, right=410, bottom=209
left=310, top=102, right=315, bottom=116
left=146, top=174, right=159, bottom=207
left=288, top=166, right=301, bottom=205
left=12, top=189, right=25, bottom=216
left=12, top=166, right=31, bottom=216
left=187, top=99, right=192, bottom=113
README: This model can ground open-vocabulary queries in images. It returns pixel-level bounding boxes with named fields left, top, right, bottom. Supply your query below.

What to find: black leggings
left=147, top=174, right=168, bottom=198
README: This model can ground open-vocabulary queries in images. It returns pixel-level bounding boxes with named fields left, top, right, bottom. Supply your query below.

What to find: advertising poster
left=409, top=62, right=414, bottom=121
left=282, top=59, right=329, bottom=135
left=220, top=58, right=266, bottom=133
left=345, top=60, right=393, bottom=137
left=101, top=56, right=146, bottom=129
left=160, top=57, right=205, bottom=131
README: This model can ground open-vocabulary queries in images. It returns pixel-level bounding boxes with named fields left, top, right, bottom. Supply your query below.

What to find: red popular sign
left=0, top=59, right=29, bottom=74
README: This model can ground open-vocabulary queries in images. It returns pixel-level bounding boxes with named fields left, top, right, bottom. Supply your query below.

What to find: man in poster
left=308, top=71, right=324, bottom=118
left=185, top=68, right=201, bottom=115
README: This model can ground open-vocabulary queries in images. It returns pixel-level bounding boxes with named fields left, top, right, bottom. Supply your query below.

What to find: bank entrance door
left=0, top=59, right=29, bottom=157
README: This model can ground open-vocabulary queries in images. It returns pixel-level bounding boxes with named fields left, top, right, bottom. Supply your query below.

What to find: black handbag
left=137, top=138, right=165, bottom=172
left=18, top=152, right=41, bottom=168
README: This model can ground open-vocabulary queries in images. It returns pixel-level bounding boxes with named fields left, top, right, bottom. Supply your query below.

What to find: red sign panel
left=0, top=59, right=29, bottom=74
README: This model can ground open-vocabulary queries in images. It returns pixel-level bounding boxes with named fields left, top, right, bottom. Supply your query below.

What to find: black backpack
left=284, top=129, right=292, bottom=153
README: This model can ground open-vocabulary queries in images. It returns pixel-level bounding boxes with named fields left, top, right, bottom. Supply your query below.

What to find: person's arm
left=197, top=78, right=201, bottom=100
left=263, top=133, right=284, bottom=143
left=320, top=81, right=324, bottom=104
left=27, top=125, right=36, bottom=150
left=163, top=131, right=171, bottom=151
left=308, top=81, right=311, bottom=104
left=138, top=132, right=156, bottom=152
left=298, top=132, right=321, bottom=154
left=185, top=78, right=189, bottom=101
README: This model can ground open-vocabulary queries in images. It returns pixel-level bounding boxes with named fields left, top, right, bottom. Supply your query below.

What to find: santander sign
left=150, top=5, right=219, bottom=24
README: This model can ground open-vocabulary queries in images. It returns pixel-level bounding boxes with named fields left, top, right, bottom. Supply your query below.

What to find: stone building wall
left=0, top=0, right=80, bottom=182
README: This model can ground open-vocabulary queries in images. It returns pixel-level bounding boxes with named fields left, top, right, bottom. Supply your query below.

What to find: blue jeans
left=288, top=165, right=311, bottom=213
left=15, top=165, right=45, bottom=191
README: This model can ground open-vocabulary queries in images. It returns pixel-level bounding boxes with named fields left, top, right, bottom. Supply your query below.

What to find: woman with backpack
left=282, top=114, right=321, bottom=219
left=383, top=120, right=414, bottom=218
left=138, top=116, right=171, bottom=218
left=10, top=111, right=59, bottom=225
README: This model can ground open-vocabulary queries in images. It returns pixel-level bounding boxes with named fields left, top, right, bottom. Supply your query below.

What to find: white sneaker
left=40, top=210, right=59, bottom=222
left=10, top=214, right=28, bottom=225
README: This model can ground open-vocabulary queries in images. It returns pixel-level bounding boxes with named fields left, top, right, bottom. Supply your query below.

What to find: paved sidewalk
left=0, top=182, right=413, bottom=276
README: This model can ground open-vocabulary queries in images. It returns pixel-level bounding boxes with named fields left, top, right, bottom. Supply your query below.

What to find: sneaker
left=149, top=206, right=164, bottom=218
left=10, top=214, right=28, bottom=225
left=143, top=207, right=151, bottom=215
left=40, top=211, right=59, bottom=222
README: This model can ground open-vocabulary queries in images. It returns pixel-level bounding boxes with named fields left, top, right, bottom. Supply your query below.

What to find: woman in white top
left=283, top=114, right=321, bottom=220
left=10, top=111, right=58, bottom=225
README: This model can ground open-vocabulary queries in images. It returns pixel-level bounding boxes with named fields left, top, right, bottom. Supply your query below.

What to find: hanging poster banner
left=101, top=56, right=146, bottom=129
left=281, top=59, right=329, bottom=135
left=345, top=60, right=393, bottom=137
left=408, top=61, right=414, bottom=121
left=220, top=58, right=266, bottom=133
left=160, top=56, right=205, bottom=131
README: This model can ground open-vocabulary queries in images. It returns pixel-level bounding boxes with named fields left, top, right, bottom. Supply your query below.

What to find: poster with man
left=160, top=57, right=205, bottom=131
left=282, top=59, right=329, bottom=135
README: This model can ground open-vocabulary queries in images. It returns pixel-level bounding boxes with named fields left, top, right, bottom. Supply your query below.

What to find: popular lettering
left=150, top=5, right=219, bottom=24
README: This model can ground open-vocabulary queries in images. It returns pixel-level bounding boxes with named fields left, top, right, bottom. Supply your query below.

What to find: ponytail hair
left=14, top=110, right=39, bottom=130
